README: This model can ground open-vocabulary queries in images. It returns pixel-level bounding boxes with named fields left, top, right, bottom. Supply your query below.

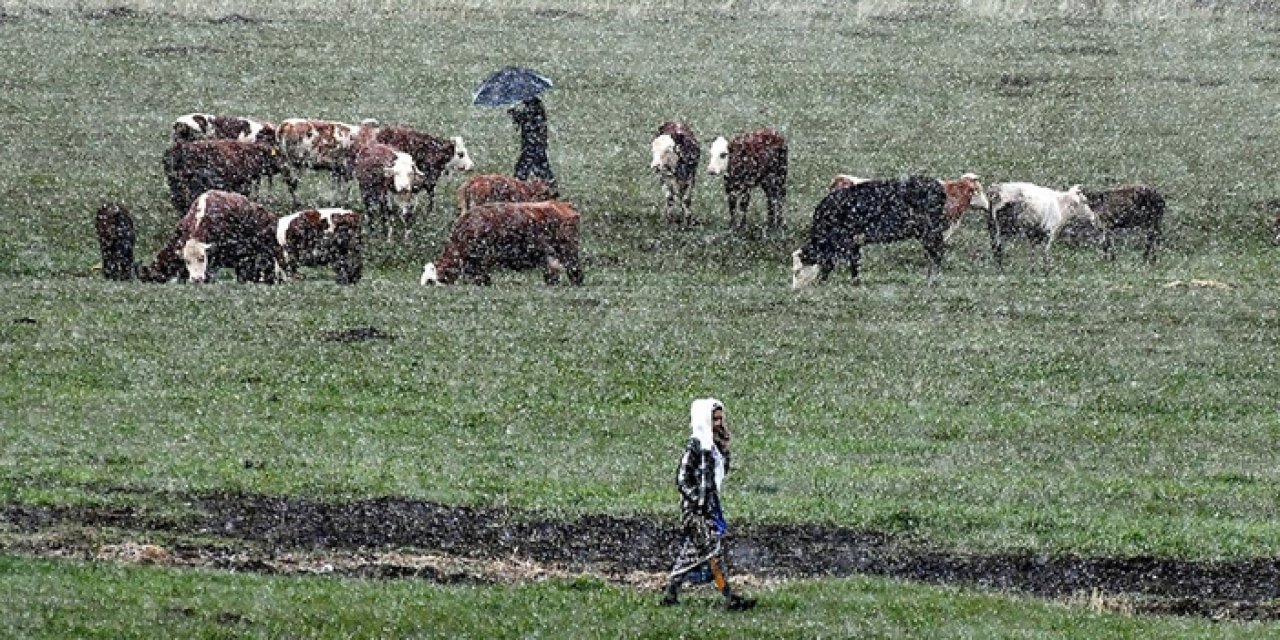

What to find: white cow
left=987, top=182, right=1098, bottom=271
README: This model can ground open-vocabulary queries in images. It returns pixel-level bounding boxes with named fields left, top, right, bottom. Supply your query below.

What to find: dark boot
left=659, top=580, right=681, bottom=606
left=724, top=593, right=757, bottom=612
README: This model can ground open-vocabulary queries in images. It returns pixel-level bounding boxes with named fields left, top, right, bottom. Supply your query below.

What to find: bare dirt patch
left=4, top=491, right=1280, bottom=620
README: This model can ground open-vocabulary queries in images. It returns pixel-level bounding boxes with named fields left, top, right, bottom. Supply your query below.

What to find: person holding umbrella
left=660, top=398, right=757, bottom=611
left=473, top=67, right=559, bottom=196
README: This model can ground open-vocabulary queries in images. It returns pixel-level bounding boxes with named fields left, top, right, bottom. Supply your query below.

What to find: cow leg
left=923, top=232, right=945, bottom=286
left=680, top=180, right=696, bottom=226
left=988, top=206, right=1005, bottom=270
left=661, top=181, right=676, bottom=224
left=736, top=191, right=752, bottom=229
left=725, top=191, right=740, bottom=229
left=765, top=182, right=785, bottom=230
left=848, top=246, right=863, bottom=285
left=1144, top=222, right=1162, bottom=262
left=1101, top=228, right=1116, bottom=261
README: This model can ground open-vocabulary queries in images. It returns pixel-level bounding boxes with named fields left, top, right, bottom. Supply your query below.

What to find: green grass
left=3, top=3, right=1280, bottom=635
left=4, top=555, right=1275, bottom=639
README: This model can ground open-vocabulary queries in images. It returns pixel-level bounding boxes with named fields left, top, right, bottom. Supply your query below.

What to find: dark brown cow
left=1083, top=184, right=1166, bottom=261
left=277, top=208, right=363, bottom=285
left=94, top=203, right=136, bottom=281
left=457, top=174, right=556, bottom=216
left=172, top=113, right=276, bottom=145
left=367, top=125, right=474, bottom=219
left=650, top=121, right=701, bottom=225
left=141, top=190, right=285, bottom=284
left=420, top=201, right=584, bottom=286
left=354, top=143, right=424, bottom=242
left=706, top=128, right=788, bottom=229
left=163, top=140, right=285, bottom=213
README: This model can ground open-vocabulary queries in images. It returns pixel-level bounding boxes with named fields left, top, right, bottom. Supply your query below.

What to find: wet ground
left=4, top=490, right=1280, bottom=620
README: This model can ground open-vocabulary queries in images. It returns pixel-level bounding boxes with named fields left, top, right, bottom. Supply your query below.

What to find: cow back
left=728, top=128, right=787, bottom=183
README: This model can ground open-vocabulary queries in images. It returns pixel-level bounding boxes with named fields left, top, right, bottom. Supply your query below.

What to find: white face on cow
left=390, top=152, right=420, bottom=193
left=180, top=238, right=214, bottom=283
left=706, top=137, right=730, bottom=175
left=448, top=137, right=475, bottom=173
left=420, top=262, right=440, bottom=286
left=650, top=134, right=677, bottom=174
left=963, top=174, right=990, bottom=210
left=790, top=249, right=820, bottom=290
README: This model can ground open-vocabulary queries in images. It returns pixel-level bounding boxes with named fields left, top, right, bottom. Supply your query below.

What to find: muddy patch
left=139, top=45, right=226, bottom=57
left=5, top=491, right=1280, bottom=619
left=320, top=326, right=396, bottom=343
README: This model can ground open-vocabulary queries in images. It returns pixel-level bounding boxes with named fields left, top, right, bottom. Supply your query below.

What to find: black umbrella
left=472, top=66, right=554, bottom=107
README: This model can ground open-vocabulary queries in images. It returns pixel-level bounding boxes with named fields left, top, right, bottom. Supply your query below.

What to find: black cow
left=791, top=175, right=948, bottom=287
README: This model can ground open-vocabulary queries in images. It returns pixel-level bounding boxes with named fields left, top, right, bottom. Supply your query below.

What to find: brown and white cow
left=420, top=200, right=583, bottom=286
left=650, top=121, right=701, bottom=225
left=366, top=124, right=474, bottom=219
left=1083, top=184, right=1165, bottom=261
left=141, top=190, right=286, bottom=284
left=354, top=143, right=425, bottom=242
left=163, top=139, right=286, bottom=213
left=276, top=118, right=375, bottom=204
left=276, top=208, right=363, bottom=284
left=939, top=173, right=990, bottom=242
left=94, top=202, right=136, bottom=281
left=706, top=128, right=788, bottom=230
left=457, top=174, right=556, bottom=216
left=172, top=113, right=276, bottom=146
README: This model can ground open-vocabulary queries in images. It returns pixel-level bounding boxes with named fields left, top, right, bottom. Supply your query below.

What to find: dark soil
left=4, top=491, right=1280, bottom=620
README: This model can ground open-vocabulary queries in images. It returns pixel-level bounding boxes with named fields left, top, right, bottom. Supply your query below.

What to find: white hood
left=689, top=397, right=726, bottom=491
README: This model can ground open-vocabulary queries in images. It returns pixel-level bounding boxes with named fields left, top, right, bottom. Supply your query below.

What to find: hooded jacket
left=677, top=398, right=729, bottom=531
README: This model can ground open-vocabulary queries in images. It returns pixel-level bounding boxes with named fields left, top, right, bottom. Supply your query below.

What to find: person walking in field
left=508, top=96, right=558, bottom=196
left=659, top=398, right=757, bottom=611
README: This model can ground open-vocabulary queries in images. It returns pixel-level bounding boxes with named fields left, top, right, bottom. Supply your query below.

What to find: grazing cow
left=706, top=128, right=788, bottom=229
left=276, top=208, right=363, bottom=285
left=354, top=142, right=425, bottom=242
left=368, top=125, right=475, bottom=219
left=163, top=139, right=286, bottom=213
left=94, top=203, right=136, bottom=281
left=420, top=200, right=584, bottom=286
left=276, top=118, right=373, bottom=204
left=172, top=113, right=276, bottom=145
left=650, top=121, right=701, bottom=225
left=1083, top=184, right=1165, bottom=261
left=791, top=175, right=949, bottom=288
left=141, top=190, right=285, bottom=284
left=457, top=174, right=556, bottom=216
left=987, top=182, right=1099, bottom=271
left=939, top=173, right=991, bottom=242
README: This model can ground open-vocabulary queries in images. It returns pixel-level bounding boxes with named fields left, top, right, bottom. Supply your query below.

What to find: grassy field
left=2, top=1, right=1280, bottom=636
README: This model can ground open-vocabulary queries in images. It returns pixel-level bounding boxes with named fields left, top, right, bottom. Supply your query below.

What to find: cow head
left=385, top=152, right=423, bottom=193
left=960, top=173, right=990, bottom=211
left=1064, top=185, right=1099, bottom=227
left=448, top=137, right=475, bottom=174
left=790, top=248, right=821, bottom=289
left=173, top=113, right=213, bottom=142
left=420, top=262, right=440, bottom=286
left=179, top=238, right=214, bottom=283
left=706, top=137, right=730, bottom=175
left=650, top=134, right=678, bottom=175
